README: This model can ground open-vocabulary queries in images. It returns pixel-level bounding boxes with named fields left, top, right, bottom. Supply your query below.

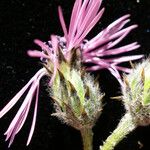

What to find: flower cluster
left=0, top=0, right=142, bottom=147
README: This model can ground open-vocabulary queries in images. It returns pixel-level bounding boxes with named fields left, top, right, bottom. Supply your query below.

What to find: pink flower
left=58, top=0, right=143, bottom=85
left=29, top=0, right=143, bottom=85
left=0, top=0, right=143, bottom=147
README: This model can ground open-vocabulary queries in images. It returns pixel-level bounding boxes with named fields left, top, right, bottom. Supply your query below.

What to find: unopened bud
left=122, top=59, right=150, bottom=126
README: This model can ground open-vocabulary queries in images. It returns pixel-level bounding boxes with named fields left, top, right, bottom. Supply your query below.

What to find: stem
left=80, top=127, right=93, bottom=150
left=100, top=113, right=137, bottom=150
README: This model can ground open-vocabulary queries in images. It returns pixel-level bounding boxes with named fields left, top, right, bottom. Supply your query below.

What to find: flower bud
left=122, top=59, right=150, bottom=126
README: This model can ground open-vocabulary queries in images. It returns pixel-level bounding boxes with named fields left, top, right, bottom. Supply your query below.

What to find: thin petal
left=115, top=66, right=131, bottom=73
left=26, top=83, right=39, bottom=145
left=87, top=42, right=140, bottom=57
left=58, top=6, right=68, bottom=40
left=108, top=67, right=124, bottom=86
left=76, top=0, right=103, bottom=38
left=74, top=8, right=105, bottom=47
left=34, top=39, right=52, bottom=57
left=86, top=14, right=131, bottom=46
left=68, top=0, right=82, bottom=38
left=104, top=55, right=143, bottom=63
left=27, top=50, right=51, bottom=59
left=5, top=82, right=38, bottom=139
left=0, top=68, right=45, bottom=118
left=85, top=25, right=137, bottom=52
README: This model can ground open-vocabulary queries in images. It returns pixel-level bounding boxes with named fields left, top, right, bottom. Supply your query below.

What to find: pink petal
left=27, top=82, right=40, bottom=145
left=88, top=42, right=140, bottom=57
left=68, top=0, right=83, bottom=48
left=108, top=67, right=124, bottom=86
left=107, top=30, right=131, bottom=49
left=107, top=14, right=130, bottom=32
left=85, top=25, right=137, bottom=52
left=0, top=68, right=45, bottom=118
left=51, top=35, right=58, bottom=54
left=86, top=65, right=105, bottom=71
left=6, top=100, right=31, bottom=147
left=1, top=68, right=46, bottom=146
left=76, top=0, right=103, bottom=37
left=27, top=50, right=51, bottom=59
left=104, top=55, right=143, bottom=63
left=5, top=82, right=38, bottom=138
left=34, top=39, right=52, bottom=57
left=74, top=8, right=105, bottom=47
left=68, top=0, right=82, bottom=39
left=108, top=25, right=138, bottom=41
left=86, top=14, right=130, bottom=46
left=58, top=6, right=68, bottom=40
left=115, top=66, right=131, bottom=73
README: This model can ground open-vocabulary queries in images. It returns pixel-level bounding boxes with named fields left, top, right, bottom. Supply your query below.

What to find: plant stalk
left=80, top=127, right=93, bottom=150
left=100, top=113, right=136, bottom=150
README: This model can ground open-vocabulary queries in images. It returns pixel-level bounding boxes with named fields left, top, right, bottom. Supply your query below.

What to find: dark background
left=0, top=0, right=150, bottom=150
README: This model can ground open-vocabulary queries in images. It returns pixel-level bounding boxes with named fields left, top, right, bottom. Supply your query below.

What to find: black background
left=0, top=0, right=150, bottom=150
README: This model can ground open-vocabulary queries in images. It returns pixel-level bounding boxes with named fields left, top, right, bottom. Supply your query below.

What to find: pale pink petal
left=68, top=0, right=82, bottom=39
left=105, top=43, right=140, bottom=55
left=107, top=30, right=131, bottom=49
left=68, top=0, right=83, bottom=47
left=86, top=14, right=131, bottom=46
left=108, top=25, right=138, bottom=42
left=5, top=82, right=38, bottom=138
left=1, top=68, right=47, bottom=146
left=27, top=50, right=51, bottom=59
left=26, top=70, right=45, bottom=146
left=15, top=102, right=31, bottom=134
left=104, top=55, right=143, bottom=63
left=74, top=8, right=105, bottom=47
left=106, top=14, right=130, bottom=32
left=87, top=42, right=140, bottom=57
left=76, top=0, right=102, bottom=36
left=108, top=67, right=124, bottom=86
left=6, top=100, right=31, bottom=147
left=51, top=35, right=58, bottom=54
left=115, top=66, right=131, bottom=73
left=26, top=84, right=39, bottom=146
left=58, top=6, right=68, bottom=40
left=86, top=65, right=105, bottom=71
left=34, top=39, right=52, bottom=56
left=0, top=68, right=45, bottom=118
left=85, top=25, right=137, bottom=52
left=5, top=109, right=26, bottom=140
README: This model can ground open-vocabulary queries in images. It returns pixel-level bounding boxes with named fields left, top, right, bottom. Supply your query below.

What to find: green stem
left=100, top=113, right=137, bottom=150
left=80, top=127, right=93, bottom=150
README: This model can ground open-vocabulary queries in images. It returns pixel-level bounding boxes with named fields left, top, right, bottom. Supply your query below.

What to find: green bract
left=50, top=60, right=104, bottom=130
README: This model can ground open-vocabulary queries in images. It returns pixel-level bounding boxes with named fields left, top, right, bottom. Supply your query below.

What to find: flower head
left=0, top=0, right=143, bottom=147
left=58, top=0, right=143, bottom=85
left=30, top=0, right=142, bottom=85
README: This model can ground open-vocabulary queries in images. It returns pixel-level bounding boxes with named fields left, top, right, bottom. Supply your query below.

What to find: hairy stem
left=80, top=127, right=93, bottom=150
left=100, top=113, right=136, bottom=150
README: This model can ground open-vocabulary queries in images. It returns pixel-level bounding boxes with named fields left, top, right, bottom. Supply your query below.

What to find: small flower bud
left=122, top=59, right=150, bottom=126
